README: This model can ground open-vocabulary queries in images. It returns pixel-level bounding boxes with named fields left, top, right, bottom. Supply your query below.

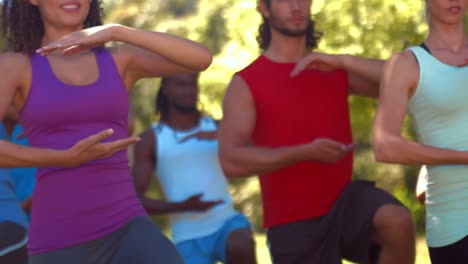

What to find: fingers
left=189, top=193, right=204, bottom=200
left=62, top=45, right=83, bottom=56
left=318, top=139, right=355, bottom=163
left=179, top=131, right=217, bottom=143
left=458, top=60, right=468, bottom=67
left=179, top=134, right=195, bottom=143
left=102, top=136, right=141, bottom=155
left=36, top=32, right=84, bottom=55
left=291, top=54, right=315, bottom=77
left=342, top=142, right=356, bottom=152
left=77, top=129, right=114, bottom=150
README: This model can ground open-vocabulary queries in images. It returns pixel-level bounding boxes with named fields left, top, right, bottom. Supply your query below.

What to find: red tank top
left=238, top=55, right=353, bottom=228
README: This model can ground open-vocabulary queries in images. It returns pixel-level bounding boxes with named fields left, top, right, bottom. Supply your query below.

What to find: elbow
left=219, top=157, right=240, bottom=178
left=195, top=48, right=213, bottom=71
left=200, top=53, right=213, bottom=71
left=219, top=151, right=247, bottom=178
left=372, top=137, right=397, bottom=163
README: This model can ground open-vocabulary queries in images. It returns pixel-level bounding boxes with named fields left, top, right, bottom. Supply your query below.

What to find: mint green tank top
left=408, top=46, right=468, bottom=247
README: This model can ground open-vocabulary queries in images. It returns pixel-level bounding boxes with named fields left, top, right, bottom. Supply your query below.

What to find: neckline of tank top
left=160, top=116, right=214, bottom=133
left=41, top=48, right=103, bottom=88
left=260, top=54, right=300, bottom=66
left=416, top=45, right=468, bottom=69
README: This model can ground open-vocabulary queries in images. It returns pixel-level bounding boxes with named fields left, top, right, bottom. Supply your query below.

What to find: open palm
left=37, top=24, right=119, bottom=56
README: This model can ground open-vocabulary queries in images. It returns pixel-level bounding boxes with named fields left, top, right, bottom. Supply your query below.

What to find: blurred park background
left=105, top=0, right=434, bottom=262
left=3, top=0, right=457, bottom=262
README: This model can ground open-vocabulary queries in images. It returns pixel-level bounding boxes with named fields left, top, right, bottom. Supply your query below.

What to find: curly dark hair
left=2, top=0, right=104, bottom=55
left=155, top=78, right=171, bottom=121
left=257, top=0, right=322, bottom=51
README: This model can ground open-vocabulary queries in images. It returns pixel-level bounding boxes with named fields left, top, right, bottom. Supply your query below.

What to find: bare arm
left=0, top=53, right=139, bottom=168
left=37, top=24, right=212, bottom=89
left=336, top=55, right=385, bottom=98
left=372, top=51, right=468, bottom=165
left=0, top=129, right=139, bottom=168
left=290, top=53, right=385, bottom=98
left=114, top=25, right=212, bottom=80
left=132, top=129, right=222, bottom=214
left=218, top=75, right=353, bottom=178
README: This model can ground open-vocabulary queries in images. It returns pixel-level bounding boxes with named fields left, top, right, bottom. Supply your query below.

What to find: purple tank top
left=20, top=49, right=147, bottom=255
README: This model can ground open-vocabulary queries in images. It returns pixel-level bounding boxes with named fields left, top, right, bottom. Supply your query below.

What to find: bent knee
left=226, top=229, right=256, bottom=256
left=373, top=205, right=414, bottom=240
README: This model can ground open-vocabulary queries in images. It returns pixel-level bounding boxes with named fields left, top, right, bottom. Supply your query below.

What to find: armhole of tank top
left=19, top=55, right=39, bottom=119
left=95, top=48, right=127, bottom=93
left=407, top=47, right=425, bottom=105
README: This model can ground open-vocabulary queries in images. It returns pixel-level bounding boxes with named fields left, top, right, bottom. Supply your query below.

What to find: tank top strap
left=29, top=53, right=56, bottom=85
left=408, top=46, right=431, bottom=64
left=92, top=48, right=121, bottom=82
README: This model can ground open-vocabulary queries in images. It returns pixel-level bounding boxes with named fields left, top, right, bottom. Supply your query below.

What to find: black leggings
left=30, top=216, right=183, bottom=264
left=0, top=221, right=28, bottom=264
left=429, top=236, right=468, bottom=264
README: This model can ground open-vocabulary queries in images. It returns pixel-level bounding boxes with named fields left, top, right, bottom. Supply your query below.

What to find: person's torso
left=237, top=55, right=353, bottom=228
left=408, top=46, right=468, bottom=247
left=19, top=48, right=146, bottom=254
left=154, top=116, right=237, bottom=243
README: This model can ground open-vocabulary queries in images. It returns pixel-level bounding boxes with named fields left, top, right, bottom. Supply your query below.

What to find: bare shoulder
left=383, top=50, right=419, bottom=87
left=0, top=51, right=30, bottom=71
left=0, top=52, right=31, bottom=91
left=385, top=50, right=419, bottom=73
left=224, top=75, right=252, bottom=102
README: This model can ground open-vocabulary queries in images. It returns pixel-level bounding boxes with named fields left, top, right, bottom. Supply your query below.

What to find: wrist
left=58, top=150, right=78, bottom=167
left=293, top=144, right=310, bottom=162
left=339, top=54, right=350, bottom=70
left=175, top=201, right=189, bottom=212
left=110, top=24, right=128, bottom=42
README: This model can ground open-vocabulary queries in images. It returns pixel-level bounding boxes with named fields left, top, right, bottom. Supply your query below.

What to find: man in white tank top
left=133, top=73, right=257, bottom=264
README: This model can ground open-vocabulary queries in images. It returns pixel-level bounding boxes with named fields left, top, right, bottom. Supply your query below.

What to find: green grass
left=253, top=234, right=430, bottom=264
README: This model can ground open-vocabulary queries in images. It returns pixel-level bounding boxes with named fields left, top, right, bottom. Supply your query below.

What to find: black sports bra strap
left=419, top=43, right=432, bottom=54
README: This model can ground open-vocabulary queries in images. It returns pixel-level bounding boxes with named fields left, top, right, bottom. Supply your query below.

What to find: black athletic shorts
left=267, top=180, right=404, bottom=264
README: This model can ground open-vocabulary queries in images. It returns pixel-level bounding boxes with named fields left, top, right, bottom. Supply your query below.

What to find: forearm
left=219, top=144, right=306, bottom=178
left=0, top=140, right=67, bottom=168
left=373, top=135, right=468, bottom=165
left=140, top=197, right=187, bottom=215
left=113, top=25, right=212, bottom=71
left=342, top=55, right=385, bottom=84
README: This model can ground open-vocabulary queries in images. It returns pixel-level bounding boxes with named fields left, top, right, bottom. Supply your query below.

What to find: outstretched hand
left=181, top=193, right=224, bottom=212
left=64, top=129, right=140, bottom=167
left=37, top=24, right=119, bottom=56
left=306, top=138, right=355, bottom=164
left=290, top=52, right=345, bottom=77
left=179, top=130, right=218, bottom=143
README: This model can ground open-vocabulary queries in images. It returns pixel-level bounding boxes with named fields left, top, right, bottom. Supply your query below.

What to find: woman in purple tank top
left=0, top=0, right=212, bottom=263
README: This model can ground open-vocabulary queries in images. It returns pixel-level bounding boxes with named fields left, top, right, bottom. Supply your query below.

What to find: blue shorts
left=175, top=213, right=251, bottom=264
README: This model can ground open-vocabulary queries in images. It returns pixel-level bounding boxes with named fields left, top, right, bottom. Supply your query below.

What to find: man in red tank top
left=218, top=0, right=415, bottom=263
